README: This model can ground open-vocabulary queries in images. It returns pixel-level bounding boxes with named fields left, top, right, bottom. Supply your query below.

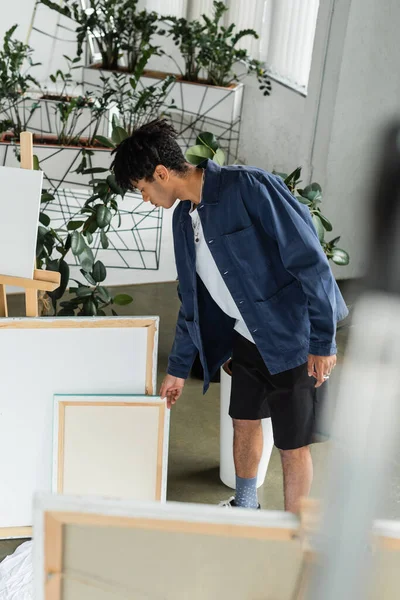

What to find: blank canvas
left=0, top=166, right=43, bottom=279
left=53, top=395, right=168, bottom=501
left=0, top=317, right=158, bottom=532
left=34, top=494, right=302, bottom=600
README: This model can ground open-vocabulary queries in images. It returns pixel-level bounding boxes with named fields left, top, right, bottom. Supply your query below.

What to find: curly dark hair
left=110, top=119, right=189, bottom=191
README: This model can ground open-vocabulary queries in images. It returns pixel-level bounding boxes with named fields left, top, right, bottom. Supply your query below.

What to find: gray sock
left=235, top=475, right=258, bottom=508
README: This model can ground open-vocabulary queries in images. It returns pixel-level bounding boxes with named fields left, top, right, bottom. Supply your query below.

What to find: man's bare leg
left=233, top=419, right=263, bottom=477
left=279, top=446, right=313, bottom=513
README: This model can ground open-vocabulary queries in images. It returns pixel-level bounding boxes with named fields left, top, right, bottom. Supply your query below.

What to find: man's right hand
left=160, top=375, right=185, bottom=409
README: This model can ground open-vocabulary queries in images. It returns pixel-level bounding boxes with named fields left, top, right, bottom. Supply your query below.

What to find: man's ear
left=154, top=165, right=169, bottom=182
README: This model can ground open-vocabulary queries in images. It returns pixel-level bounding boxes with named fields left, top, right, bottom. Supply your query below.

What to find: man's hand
left=160, top=375, right=185, bottom=409
left=308, top=354, right=336, bottom=388
left=222, top=359, right=232, bottom=376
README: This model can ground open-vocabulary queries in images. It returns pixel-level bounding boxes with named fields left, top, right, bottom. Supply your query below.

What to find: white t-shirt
left=190, top=206, right=255, bottom=344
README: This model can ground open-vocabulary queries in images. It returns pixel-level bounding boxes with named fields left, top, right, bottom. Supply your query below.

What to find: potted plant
left=0, top=25, right=41, bottom=140
left=40, top=0, right=164, bottom=91
left=159, top=1, right=271, bottom=124
left=24, top=56, right=113, bottom=145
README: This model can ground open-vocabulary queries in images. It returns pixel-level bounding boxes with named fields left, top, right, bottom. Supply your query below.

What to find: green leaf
left=296, top=196, right=311, bottom=206
left=107, top=174, right=125, bottom=196
left=67, top=221, right=85, bottom=231
left=92, top=260, right=107, bottom=283
left=83, top=299, right=97, bottom=316
left=41, top=192, right=55, bottom=203
left=39, top=212, right=51, bottom=227
left=96, top=205, right=112, bottom=228
left=82, top=167, right=109, bottom=174
left=328, top=236, right=341, bottom=247
left=57, top=308, right=75, bottom=316
left=76, top=286, right=93, bottom=298
left=79, top=246, right=94, bottom=272
left=47, top=259, right=70, bottom=302
left=113, top=293, right=133, bottom=306
left=185, top=144, right=213, bottom=165
left=302, top=183, right=322, bottom=203
left=312, top=214, right=325, bottom=242
left=80, top=269, right=97, bottom=285
left=111, top=126, right=129, bottom=145
left=95, top=135, right=115, bottom=149
left=100, top=229, right=109, bottom=249
left=111, top=309, right=118, bottom=316
left=33, top=155, right=40, bottom=171
left=71, top=231, right=85, bottom=255
left=85, top=231, right=93, bottom=245
left=196, top=132, right=219, bottom=152
left=317, top=212, right=333, bottom=232
left=331, top=248, right=350, bottom=266
left=213, top=148, right=225, bottom=166
left=97, top=285, right=111, bottom=304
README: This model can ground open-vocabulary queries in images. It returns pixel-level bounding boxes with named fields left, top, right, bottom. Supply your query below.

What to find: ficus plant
left=34, top=129, right=133, bottom=316
left=187, top=133, right=350, bottom=267
left=274, top=168, right=350, bottom=266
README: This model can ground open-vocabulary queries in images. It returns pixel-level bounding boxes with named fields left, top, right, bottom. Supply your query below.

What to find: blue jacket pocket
left=256, top=280, right=309, bottom=352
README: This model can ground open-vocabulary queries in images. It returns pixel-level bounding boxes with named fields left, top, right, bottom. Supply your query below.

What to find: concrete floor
left=2, top=278, right=399, bottom=563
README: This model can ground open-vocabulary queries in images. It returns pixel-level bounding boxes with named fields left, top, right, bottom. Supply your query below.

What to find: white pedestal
left=220, top=368, right=274, bottom=489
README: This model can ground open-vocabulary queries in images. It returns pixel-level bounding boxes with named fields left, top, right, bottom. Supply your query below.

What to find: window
left=148, top=0, right=319, bottom=94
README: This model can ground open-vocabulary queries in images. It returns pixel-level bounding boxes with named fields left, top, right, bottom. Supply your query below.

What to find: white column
left=220, top=368, right=274, bottom=489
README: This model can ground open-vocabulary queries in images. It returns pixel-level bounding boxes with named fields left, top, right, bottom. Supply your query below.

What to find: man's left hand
left=308, top=354, right=337, bottom=388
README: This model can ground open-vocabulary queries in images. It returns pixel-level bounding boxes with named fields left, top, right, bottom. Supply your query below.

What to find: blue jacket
left=167, top=160, right=348, bottom=393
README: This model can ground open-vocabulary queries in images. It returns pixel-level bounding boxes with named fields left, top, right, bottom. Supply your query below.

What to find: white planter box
left=17, top=97, right=111, bottom=140
left=82, top=66, right=244, bottom=125
left=0, top=142, right=112, bottom=189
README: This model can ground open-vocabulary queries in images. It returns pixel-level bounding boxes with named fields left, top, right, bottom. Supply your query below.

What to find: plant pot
left=81, top=66, right=244, bottom=125
left=17, top=97, right=111, bottom=140
left=0, top=139, right=112, bottom=189
left=144, top=73, right=244, bottom=125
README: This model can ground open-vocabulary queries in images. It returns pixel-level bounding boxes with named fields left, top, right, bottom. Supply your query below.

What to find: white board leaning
left=0, top=316, right=159, bottom=538
left=33, top=493, right=302, bottom=600
left=52, top=395, right=169, bottom=502
left=0, top=166, right=43, bottom=279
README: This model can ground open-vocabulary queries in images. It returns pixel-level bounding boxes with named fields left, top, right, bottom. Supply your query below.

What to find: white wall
left=300, top=0, right=400, bottom=280
left=240, top=74, right=305, bottom=172
left=0, top=0, right=34, bottom=43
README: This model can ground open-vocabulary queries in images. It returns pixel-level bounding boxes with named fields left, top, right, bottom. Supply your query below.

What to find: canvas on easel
left=0, top=132, right=60, bottom=318
left=0, top=165, right=43, bottom=279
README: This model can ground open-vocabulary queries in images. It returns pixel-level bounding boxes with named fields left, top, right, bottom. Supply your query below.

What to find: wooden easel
left=0, top=132, right=60, bottom=318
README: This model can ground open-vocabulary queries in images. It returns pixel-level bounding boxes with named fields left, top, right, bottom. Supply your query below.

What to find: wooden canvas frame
left=52, top=395, right=169, bottom=502
left=33, top=494, right=400, bottom=600
left=0, top=316, right=158, bottom=540
left=33, top=493, right=300, bottom=600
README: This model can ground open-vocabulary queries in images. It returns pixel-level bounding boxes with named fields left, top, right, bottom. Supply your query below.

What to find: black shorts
left=229, top=332, right=329, bottom=451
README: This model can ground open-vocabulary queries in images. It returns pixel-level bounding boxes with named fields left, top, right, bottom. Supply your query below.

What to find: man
left=112, top=119, right=348, bottom=514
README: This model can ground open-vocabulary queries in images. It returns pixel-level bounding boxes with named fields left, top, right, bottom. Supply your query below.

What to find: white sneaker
left=218, top=496, right=261, bottom=509
left=218, top=496, right=237, bottom=507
